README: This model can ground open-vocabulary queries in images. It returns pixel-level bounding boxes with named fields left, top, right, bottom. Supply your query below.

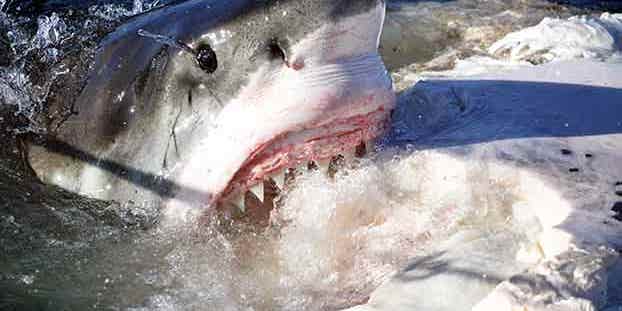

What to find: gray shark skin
left=27, top=0, right=395, bottom=214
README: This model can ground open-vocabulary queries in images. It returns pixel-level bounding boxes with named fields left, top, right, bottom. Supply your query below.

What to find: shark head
left=27, top=0, right=395, bottom=217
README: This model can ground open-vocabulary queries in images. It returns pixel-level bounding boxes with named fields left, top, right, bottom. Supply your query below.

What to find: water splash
left=0, top=2, right=140, bottom=133
left=33, top=13, right=67, bottom=62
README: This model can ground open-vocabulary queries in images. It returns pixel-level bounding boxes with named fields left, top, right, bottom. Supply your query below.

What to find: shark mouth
left=217, top=105, right=391, bottom=217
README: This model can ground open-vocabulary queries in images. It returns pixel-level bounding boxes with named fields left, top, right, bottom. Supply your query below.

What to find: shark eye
left=196, top=44, right=218, bottom=73
left=268, top=38, right=286, bottom=62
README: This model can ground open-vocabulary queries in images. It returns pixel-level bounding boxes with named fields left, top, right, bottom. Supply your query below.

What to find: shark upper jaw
left=219, top=93, right=393, bottom=205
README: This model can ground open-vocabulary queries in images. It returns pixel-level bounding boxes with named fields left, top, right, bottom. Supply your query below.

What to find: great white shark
left=26, top=0, right=395, bottom=217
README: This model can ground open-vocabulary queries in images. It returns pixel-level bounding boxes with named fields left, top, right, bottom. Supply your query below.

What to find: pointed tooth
left=243, top=189, right=271, bottom=227
left=244, top=190, right=262, bottom=211
left=268, top=170, right=285, bottom=189
left=269, top=171, right=285, bottom=189
left=222, top=194, right=245, bottom=219
left=249, top=182, right=264, bottom=202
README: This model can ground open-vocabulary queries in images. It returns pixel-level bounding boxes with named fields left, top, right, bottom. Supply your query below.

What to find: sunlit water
left=1, top=1, right=620, bottom=310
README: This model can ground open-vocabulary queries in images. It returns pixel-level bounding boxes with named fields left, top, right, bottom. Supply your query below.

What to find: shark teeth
left=249, top=182, right=264, bottom=202
left=223, top=140, right=373, bottom=226
left=268, top=170, right=285, bottom=190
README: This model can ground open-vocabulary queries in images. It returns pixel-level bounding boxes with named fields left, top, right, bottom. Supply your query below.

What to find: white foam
left=133, top=149, right=543, bottom=310
left=489, top=13, right=622, bottom=63
left=394, top=13, right=622, bottom=86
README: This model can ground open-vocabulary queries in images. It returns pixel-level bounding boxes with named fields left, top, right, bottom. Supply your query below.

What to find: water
left=0, top=149, right=533, bottom=310
left=1, top=1, right=620, bottom=310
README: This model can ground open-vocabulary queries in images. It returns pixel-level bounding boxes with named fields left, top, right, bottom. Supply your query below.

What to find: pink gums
left=215, top=105, right=391, bottom=204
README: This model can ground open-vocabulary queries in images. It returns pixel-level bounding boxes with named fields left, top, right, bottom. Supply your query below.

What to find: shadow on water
left=387, top=0, right=622, bottom=12
left=385, top=79, right=622, bottom=150
left=397, top=252, right=505, bottom=284
left=385, top=78, right=622, bottom=242
left=546, top=0, right=622, bottom=12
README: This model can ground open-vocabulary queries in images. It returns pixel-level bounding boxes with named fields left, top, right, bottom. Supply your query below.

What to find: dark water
left=4, top=0, right=155, bottom=14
